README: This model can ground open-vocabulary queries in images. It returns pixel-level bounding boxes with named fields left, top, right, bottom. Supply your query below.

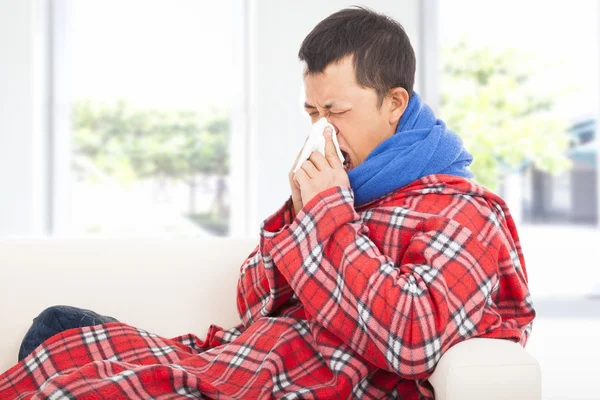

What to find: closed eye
left=331, top=110, right=349, bottom=115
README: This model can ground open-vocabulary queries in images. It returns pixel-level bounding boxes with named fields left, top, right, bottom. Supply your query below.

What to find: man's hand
left=295, top=127, right=350, bottom=207
left=289, top=137, right=308, bottom=215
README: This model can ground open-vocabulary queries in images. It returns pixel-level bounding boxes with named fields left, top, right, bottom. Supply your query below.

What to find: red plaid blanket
left=0, top=175, right=534, bottom=399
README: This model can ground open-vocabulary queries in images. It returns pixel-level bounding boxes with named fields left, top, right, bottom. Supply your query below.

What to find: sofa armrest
left=428, top=338, right=541, bottom=400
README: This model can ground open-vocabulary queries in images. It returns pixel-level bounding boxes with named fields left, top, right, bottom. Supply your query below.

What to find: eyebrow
left=304, top=102, right=334, bottom=110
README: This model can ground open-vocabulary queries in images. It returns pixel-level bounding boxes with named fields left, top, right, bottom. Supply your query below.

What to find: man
left=1, top=7, right=534, bottom=399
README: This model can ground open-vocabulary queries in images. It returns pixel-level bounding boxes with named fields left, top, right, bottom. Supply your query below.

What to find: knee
left=19, top=306, right=81, bottom=362
left=33, top=305, right=82, bottom=329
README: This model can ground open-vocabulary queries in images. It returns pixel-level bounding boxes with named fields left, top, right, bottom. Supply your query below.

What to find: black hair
left=298, top=6, right=416, bottom=105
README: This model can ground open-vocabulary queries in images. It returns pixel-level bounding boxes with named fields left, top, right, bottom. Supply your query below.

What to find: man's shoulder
left=359, top=174, right=512, bottom=236
left=361, top=175, right=495, bottom=210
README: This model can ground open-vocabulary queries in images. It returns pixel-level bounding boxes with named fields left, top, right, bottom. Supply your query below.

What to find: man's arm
left=236, top=133, right=312, bottom=325
left=261, top=186, right=514, bottom=380
left=236, top=198, right=298, bottom=326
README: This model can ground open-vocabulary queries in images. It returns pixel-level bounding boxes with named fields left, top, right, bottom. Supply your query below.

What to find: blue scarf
left=348, top=92, right=473, bottom=207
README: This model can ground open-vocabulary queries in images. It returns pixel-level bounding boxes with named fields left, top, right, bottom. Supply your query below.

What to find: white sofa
left=0, top=238, right=541, bottom=399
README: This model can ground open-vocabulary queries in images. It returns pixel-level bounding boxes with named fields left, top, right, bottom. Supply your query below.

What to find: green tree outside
left=74, top=41, right=573, bottom=234
left=440, top=40, right=572, bottom=191
left=72, top=100, right=230, bottom=228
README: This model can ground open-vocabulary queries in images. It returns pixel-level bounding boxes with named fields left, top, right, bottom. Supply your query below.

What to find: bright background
left=1, top=1, right=598, bottom=398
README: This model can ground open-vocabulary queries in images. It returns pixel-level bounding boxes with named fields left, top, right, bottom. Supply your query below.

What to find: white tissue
left=294, top=118, right=345, bottom=175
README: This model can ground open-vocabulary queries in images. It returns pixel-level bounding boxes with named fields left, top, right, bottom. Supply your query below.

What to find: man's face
left=303, top=56, right=397, bottom=172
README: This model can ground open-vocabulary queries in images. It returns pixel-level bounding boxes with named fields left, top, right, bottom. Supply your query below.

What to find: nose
left=328, top=122, right=339, bottom=135
left=316, top=116, right=338, bottom=135
left=312, top=109, right=339, bottom=131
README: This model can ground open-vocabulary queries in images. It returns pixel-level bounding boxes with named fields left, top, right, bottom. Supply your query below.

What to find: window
left=63, top=0, right=235, bottom=237
left=439, top=0, right=598, bottom=225
left=440, top=2, right=600, bottom=398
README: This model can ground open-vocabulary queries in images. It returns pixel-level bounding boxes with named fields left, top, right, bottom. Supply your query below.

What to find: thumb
left=324, top=127, right=343, bottom=169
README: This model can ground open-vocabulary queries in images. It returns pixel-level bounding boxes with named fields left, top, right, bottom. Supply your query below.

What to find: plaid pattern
left=0, top=175, right=534, bottom=399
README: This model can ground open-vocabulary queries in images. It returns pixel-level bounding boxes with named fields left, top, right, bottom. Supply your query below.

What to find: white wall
left=0, top=0, right=49, bottom=236
left=237, top=0, right=422, bottom=235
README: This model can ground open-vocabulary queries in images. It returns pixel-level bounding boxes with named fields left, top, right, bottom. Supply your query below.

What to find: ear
left=386, top=87, right=409, bottom=126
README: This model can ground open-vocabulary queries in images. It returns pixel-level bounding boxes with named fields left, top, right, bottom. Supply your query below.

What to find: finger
left=294, top=137, right=310, bottom=164
left=308, top=151, right=329, bottom=171
left=323, top=127, right=344, bottom=169
left=291, top=137, right=311, bottom=176
left=300, top=159, right=318, bottom=178
left=294, top=167, right=309, bottom=187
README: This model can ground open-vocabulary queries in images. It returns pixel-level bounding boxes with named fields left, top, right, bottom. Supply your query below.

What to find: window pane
left=439, top=0, right=598, bottom=226
left=440, top=2, right=600, bottom=398
left=68, top=0, right=233, bottom=237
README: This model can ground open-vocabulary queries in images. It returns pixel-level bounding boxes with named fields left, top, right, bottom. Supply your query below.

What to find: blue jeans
left=18, top=305, right=118, bottom=362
